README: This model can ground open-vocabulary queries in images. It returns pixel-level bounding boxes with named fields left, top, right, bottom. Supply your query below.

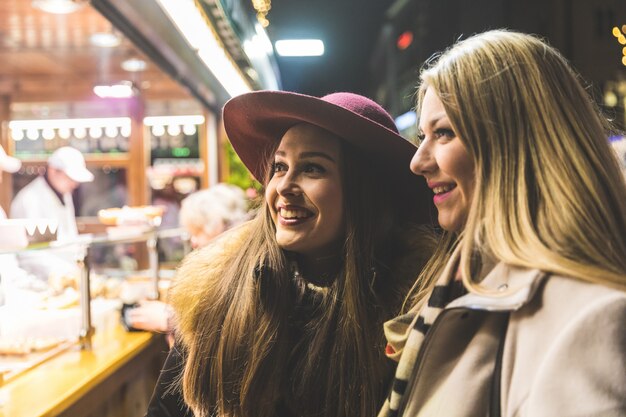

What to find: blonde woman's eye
left=304, top=163, right=325, bottom=174
left=434, top=128, right=455, bottom=139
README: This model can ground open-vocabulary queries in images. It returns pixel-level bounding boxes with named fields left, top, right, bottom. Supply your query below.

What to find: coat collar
left=449, top=261, right=548, bottom=312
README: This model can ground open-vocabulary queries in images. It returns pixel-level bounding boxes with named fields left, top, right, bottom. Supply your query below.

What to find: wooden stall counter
left=0, top=326, right=168, bottom=417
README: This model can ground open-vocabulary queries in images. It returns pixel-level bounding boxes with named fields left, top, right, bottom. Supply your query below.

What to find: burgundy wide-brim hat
left=223, top=90, right=433, bottom=224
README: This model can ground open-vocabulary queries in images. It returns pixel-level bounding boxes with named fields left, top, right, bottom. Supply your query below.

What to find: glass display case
left=0, top=222, right=188, bottom=386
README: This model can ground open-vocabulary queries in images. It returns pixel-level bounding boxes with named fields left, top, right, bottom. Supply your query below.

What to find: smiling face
left=265, top=123, right=345, bottom=260
left=410, top=88, right=475, bottom=232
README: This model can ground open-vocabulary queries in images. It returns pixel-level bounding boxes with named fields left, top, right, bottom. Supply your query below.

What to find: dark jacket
left=146, top=345, right=193, bottom=417
left=148, top=223, right=434, bottom=416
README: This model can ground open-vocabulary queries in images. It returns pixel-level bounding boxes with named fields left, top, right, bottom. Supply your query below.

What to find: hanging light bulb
left=183, top=124, right=197, bottom=136
left=89, top=126, right=103, bottom=139
left=58, top=127, right=71, bottom=140
left=152, top=125, right=165, bottom=137
left=120, top=125, right=131, bottom=138
left=167, top=124, right=181, bottom=136
left=73, top=127, right=87, bottom=139
left=26, top=128, right=40, bottom=141
left=105, top=125, right=119, bottom=138
left=42, top=128, right=56, bottom=140
left=11, top=129, right=25, bottom=141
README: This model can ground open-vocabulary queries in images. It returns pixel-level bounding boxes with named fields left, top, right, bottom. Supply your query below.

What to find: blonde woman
left=380, top=30, right=626, bottom=416
left=147, top=91, right=436, bottom=417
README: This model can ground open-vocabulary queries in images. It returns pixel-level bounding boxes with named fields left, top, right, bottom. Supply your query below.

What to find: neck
left=43, top=173, right=66, bottom=204
left=296, top=252, right=342, bottom=287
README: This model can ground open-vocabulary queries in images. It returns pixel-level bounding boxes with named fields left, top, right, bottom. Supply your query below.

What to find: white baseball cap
left=47, top=146, right=94, bottom=183
left=0, top=145, right=22, bottom=173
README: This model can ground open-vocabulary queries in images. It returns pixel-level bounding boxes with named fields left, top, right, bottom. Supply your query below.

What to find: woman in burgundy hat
left=147, top=91, right=436, bottom=417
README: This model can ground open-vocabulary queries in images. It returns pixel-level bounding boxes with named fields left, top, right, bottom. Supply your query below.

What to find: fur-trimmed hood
left=169, top=221, right=253, bottom=348
left=169, top=221, right=436, bottom=347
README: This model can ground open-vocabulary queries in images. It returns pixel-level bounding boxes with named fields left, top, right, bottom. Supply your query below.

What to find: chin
left=276, top=235, right=301, bottom=251
left=438, top=216, right=463, bottom=233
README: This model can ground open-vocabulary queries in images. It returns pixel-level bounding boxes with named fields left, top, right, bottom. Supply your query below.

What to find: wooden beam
left=127, top=96, right=148, bottom=206
left=0, top=94, right=12, bottom=215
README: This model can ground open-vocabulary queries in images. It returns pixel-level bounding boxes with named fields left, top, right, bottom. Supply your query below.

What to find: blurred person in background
left=10, top=146, right=94, bottom=280
left=178, top=183, right=251, bottom=250
left=0, top=145, right=27, bottom=290
left=0, top=145, right=22, bottom=219
left=125, top=183, right=251, bottom=335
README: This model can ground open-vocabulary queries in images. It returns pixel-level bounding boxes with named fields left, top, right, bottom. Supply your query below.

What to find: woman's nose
left=410, top=141, right=434, bottom=176
left=276, top=171, right=301, bottom=196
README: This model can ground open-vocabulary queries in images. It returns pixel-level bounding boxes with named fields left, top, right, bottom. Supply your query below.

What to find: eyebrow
left=418, top=112, right=449, bottom=132
left=275, top=150, right=336, bottom=162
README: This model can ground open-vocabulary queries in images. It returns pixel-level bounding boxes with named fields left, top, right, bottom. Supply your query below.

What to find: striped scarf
left=378, top=253, right=464, bottom=416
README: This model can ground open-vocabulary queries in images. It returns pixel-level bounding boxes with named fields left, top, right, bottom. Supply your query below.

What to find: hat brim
left=65, top=167, right=94, bottom=183
left=223, top=90, right=434, bottom=225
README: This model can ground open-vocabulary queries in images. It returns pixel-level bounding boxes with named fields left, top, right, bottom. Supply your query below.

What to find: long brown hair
left=411, top=30, right=626, bottom=299
left=171, top=130, right=434, bottom=417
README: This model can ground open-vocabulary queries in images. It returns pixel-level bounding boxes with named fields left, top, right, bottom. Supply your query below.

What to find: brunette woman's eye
left=271, top=161, right=287, bottom=174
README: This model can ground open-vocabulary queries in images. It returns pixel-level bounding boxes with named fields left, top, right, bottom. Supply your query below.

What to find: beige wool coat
left=397, top=263, right=626, bottom=417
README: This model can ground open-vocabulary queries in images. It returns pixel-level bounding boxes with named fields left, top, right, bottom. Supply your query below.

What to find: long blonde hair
left=414, top=30, right=626, bottom=295
left=173, top=138, right=434, bottom=417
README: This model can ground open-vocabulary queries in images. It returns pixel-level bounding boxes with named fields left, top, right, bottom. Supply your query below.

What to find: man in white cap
left=10, top=146, right=94, bottom=279
left=0, top=144, right=22, bottom=218
left=0, top=145, right=28, bottom=292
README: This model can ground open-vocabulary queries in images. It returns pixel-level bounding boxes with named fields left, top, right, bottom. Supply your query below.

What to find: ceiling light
left=154, top=0, right=251, bottom=97
left=93, top=82, right=136, bottom=99
left=32, top=0, right=85, bottom=14
left=89, top=32, right=122, bottom=48
left=143, top=115, right=205, bottom=126
left=121, top=58, right=147, bottom=72
left=275, top=39, right=324, bottom=57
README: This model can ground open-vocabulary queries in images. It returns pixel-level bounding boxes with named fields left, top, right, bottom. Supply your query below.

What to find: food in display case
left=47, top=271, right=123, bottom=300
left=0, top=221, right=183, bottom=388
left=0, top=337, right=66, bottom=356
left=97, top=205, right=166, bottom=227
